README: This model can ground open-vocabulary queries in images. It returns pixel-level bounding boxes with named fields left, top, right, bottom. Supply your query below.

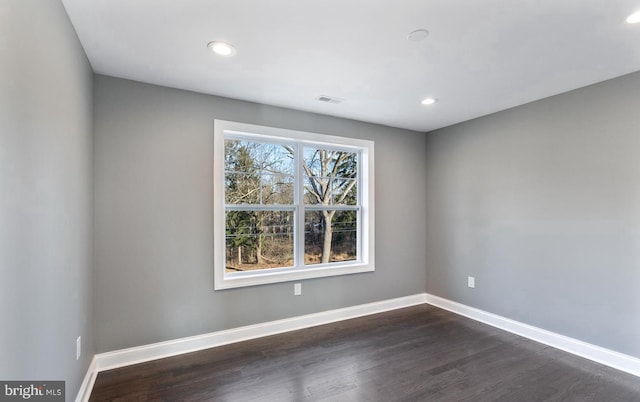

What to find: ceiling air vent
left=316, top=95, right=343, bottom=104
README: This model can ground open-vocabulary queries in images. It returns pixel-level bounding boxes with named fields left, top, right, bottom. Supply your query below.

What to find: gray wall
left=93, top=75, right=427, bottom=353
left=0, top=0, right=94, bottom=400
left=425, top=71, right=640, bottom=358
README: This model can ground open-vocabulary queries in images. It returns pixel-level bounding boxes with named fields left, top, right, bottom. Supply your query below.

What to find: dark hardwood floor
left=89, top=304, right=640, bottom=401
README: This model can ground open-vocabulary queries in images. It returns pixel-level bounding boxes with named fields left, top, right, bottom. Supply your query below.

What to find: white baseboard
left=75, top=357, right=97, bottom=402
left=95, top=293, right=427, bottom=372
left=76, top=291, right=640, bottom=401
left=424, top=293, right=640, bottom=378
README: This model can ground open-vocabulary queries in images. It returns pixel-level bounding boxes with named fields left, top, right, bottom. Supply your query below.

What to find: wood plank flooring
left=89, top=304, right=640, bottom=401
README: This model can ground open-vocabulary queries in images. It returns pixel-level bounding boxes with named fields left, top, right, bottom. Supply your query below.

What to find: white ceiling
left=61, top=0, right=640, bottom=132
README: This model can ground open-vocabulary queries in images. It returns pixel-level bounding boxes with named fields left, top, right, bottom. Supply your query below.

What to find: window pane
left=225, top=140, right=295, bottom=205
left=303, top=148, right=358, bottom=206
left=261, top=144, right=295, bottom=176
left=225, top=173, right=260, bottom=204
left=332, top=178, right=357, bottom=205
left=303, top=148, right=358, bottom=178
left=304, top=178, right=358, bottom=206
left=225, top=139, right=294, bottom=174
left=304, top=210, right=357, bottom=265
left=225, top=210, right=294, bottom=272
left=261, top=173, right=294, bottom=204
left=225, top=140, right=260, bottom=172
left=303, top=176, right=328, bottom=205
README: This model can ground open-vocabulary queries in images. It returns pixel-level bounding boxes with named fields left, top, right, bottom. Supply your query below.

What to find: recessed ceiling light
left=421, top=97, right=438, bottom=105
left=626, top=10, right=640, bottom=24
left=207, top=41, right=236, bottom=56
left=407, top=29, right=430, bottom=42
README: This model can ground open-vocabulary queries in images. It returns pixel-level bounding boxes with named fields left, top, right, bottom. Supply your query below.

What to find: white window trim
left=214, top=120, right=375, bottom=290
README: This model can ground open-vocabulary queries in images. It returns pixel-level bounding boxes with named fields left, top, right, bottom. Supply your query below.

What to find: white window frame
left=214, top=120, right=375, bottom=289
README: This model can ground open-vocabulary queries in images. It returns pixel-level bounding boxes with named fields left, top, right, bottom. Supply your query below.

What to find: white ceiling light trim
left=207, top=41, right=236, bottom=56
left=407, top=29, right=429, bottom=42
left=421, top=97, right=438, bottom=105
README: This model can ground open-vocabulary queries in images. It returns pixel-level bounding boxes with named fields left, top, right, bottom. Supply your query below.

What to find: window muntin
left=214, top=120, right=374, bottom=289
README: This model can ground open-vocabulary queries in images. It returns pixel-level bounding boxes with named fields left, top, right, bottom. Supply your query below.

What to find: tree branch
left=335, top=179, right=357, bottom=204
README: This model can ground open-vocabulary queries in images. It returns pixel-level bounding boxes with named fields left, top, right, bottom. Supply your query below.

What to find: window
left=214, top=120, right=374, bottom=289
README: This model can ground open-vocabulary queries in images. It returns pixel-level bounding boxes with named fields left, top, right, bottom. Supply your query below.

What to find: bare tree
left=225, top=140, right=294, bottom=268
left=286, top=147, right=357, bottom=264
left=227, top=140, right=356, bottom=268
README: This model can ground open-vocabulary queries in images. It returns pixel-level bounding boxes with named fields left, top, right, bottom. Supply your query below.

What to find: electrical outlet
left=76, top=336, right=81, bottom=360
left=294, top=283, right=302, bottom=296
left=468, top=276, right=475, bottom=288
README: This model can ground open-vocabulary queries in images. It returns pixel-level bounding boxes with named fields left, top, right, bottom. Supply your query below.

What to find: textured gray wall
left=0, top=0, right=94, bottom=400
left=425, top=71, right=640, bottom=358
left=93, top=75, right=427, bottom=353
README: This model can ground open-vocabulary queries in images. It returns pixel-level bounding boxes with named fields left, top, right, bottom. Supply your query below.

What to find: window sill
left=214, top=262, right=375, bottom=290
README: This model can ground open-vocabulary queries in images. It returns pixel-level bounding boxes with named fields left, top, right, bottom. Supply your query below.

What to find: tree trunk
left=257, top=236, right=264, bottom=265
left=237, top=246, right=242, bottom=264
left=256, top=214, right=265, bottom=265
left=321, top=210, right=336, bottom=264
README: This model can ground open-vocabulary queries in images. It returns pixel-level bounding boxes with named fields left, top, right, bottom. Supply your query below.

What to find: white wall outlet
left=468, top=276, right=475, bottom=288
left=76, top=336, right=81, bottom=360
left=294, top=283, right=302, bottom=296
